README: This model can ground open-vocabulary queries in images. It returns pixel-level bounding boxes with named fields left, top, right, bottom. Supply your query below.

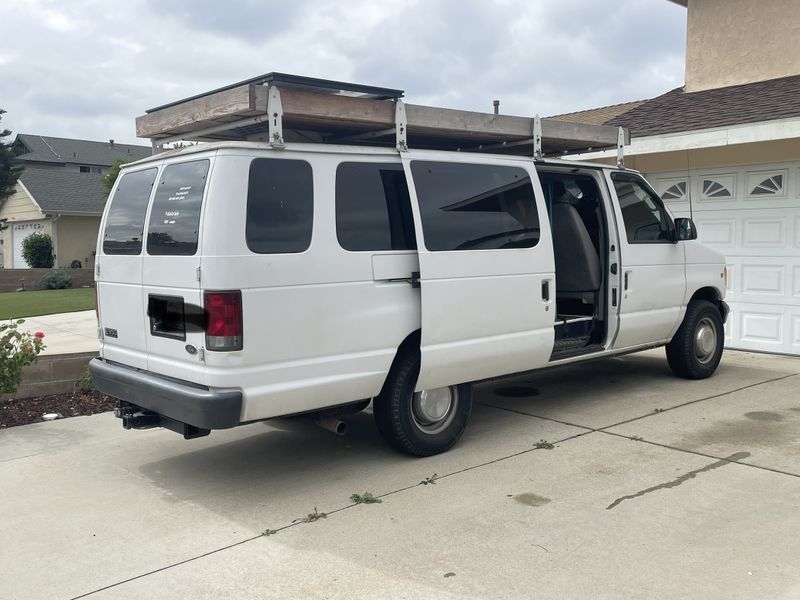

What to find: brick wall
left=1, top=351, right=98, bottom=400
left=0, top=269, right=95, bottom=293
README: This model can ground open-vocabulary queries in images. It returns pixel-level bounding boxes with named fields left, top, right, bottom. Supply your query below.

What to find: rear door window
left=102, top=168, right=158, bottom=255
left=146, top=160, right=210, bottom=256
left=246, top=158, right=313, bottom=254
left=336, top=162, right=416, bottom=251
left=410, top=161, right=540, bottom=251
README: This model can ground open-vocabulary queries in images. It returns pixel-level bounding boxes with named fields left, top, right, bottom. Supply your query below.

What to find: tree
left=0, top=109, right=23, bottom=202
left=101, top=158, right=130, bottom=193
left=21, top=232, right=54, bottom=268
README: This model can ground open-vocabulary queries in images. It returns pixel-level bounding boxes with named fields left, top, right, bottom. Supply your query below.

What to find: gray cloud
left=1, top=0, right=686, bottom=144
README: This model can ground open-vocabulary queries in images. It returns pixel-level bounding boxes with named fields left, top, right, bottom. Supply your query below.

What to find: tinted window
left=611, top=173, right=672, bottom=243
left=103, top=168, right=157, bottom=255
left=146, top=160, right=209, bottom=255
left=246, top=158, right=313, bottom=254
left=410, top=161, right=540, bottom=251
left=336, top=162, right=416, bottom=251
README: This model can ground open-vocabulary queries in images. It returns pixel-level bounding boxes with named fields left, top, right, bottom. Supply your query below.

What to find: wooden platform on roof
left=135, top=73, right=629, bottom=156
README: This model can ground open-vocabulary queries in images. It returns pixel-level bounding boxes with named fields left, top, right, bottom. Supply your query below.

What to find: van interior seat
left=551, top=202, right=601, bottom=294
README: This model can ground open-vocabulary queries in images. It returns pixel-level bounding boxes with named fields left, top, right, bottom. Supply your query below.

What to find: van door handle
left=542, top=280, right=550, bottom=302
left=624, top=271, right=630, bottom=290
left=386, top=271, right=420, bottom=288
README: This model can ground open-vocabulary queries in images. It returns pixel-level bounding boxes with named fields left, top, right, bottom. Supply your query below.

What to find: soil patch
left=0, top=391, right=116, bottom=429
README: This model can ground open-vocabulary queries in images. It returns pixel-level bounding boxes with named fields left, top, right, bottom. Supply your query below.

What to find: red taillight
left=204, top=291, right=243, bottom=351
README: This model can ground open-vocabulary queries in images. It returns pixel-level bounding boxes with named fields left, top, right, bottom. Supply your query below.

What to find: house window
left=80, top=166, right=90, bottom=173
left=660, top=181, right=687, bottom=201
left=750, top=174, right=783, bottom=195
left=702, top=179, right=732, bottom=198
left=79, top=165, right=104, bottom=174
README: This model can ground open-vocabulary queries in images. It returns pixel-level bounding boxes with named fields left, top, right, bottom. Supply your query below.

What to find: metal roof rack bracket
left=267, top=85, right=284, bottom=148
left=616, top=126, right=625, bottom=168
left=395, top=99, right=408, bottom=152
left=533, top=115, right=543, bottom=161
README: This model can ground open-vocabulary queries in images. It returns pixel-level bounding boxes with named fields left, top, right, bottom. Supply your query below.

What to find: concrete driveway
left=2, top=349, right=799, bottom=600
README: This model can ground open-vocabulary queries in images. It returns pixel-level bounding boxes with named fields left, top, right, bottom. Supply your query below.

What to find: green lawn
left=0, top=288, right=95, bottom=320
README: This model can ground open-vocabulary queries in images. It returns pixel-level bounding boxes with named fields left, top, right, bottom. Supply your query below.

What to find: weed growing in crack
left=294, top=507, right=327, bottom=523
left=350, top=492, right=382, bottom=504
left=262, top=529, right=278, bottom=537
left=420, top=473, right=438, bottom=485
left=535, top=439, right=555, bottom=450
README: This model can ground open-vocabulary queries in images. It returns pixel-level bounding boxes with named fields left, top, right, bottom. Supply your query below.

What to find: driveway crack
left=606, top=451, right=750, bottom=510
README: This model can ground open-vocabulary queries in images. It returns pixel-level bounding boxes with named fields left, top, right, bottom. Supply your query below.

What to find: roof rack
left=136, top=73, right=630, bottom=163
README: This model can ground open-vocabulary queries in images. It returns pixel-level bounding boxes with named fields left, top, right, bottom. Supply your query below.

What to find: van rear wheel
left=373, top=349, right=472, bottom=456
left=666, top=300, right=724, bottom=379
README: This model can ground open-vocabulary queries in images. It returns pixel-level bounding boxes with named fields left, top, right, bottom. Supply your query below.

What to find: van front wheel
left=373, top=350, right=472, bottom=456
left=666, top=300, right=724, bottom=379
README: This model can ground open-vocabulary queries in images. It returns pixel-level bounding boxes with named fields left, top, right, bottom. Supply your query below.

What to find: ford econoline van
left=90, top=140, right=728, bottom=456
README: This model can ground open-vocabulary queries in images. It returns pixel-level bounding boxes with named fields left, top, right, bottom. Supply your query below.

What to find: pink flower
left=34, top=331, right=45, bottom=338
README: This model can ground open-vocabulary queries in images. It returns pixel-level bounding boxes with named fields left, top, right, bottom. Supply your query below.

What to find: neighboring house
left=557, top=0, right=800, bottom=356
left=1, top=135, right=150, bottom=270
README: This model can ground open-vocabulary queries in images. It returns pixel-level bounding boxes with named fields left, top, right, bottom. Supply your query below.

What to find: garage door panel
left=651, top=165, right=800, bottom=355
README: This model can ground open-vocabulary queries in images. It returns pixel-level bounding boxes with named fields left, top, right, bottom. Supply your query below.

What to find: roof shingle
left=19, top=166, right=109, bottom=215
left=15, top=134, right=150, bottom=166
left=607, top=74, right=800, bottom=137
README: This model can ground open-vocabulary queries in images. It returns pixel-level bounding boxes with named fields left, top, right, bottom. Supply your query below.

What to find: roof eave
left=568, top=115, right=800, bottom=159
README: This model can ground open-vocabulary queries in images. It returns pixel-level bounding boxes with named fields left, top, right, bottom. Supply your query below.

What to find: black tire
left=373, top=349, right=472, bottom=457
left=666, top=300, right=724, bottom=379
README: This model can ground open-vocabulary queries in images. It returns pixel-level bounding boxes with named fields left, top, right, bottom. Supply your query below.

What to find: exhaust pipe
left=314, top=413, right=348, bottom=436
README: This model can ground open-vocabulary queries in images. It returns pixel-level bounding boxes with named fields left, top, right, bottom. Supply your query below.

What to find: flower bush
left=0, top=320, right=46, bottom=395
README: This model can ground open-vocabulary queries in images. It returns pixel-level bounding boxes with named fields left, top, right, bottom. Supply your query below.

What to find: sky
left=0, top=0, right=687, bottom=147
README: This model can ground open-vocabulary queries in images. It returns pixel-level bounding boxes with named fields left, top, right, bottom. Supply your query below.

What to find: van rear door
left=141, top=158, right=211, bottom=384
left=97, top=165, right=160, bottom=370
left=402, top=153, right=556, bottom=391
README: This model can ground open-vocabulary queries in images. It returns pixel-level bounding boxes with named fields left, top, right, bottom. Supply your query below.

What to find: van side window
left=409, top=161, right=540, bottom=251
left=102, top=168, right=158, bottom=255
left=246, top=158, right=313, bottom=254
left=611, top=173, right=672, bottom=243
left=147, top=160, right=210, bottom=256
left=335, top=162, right=416, bottom=251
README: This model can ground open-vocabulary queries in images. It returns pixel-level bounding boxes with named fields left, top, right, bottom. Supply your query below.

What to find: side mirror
left=674, top=217, right=698, bottom=241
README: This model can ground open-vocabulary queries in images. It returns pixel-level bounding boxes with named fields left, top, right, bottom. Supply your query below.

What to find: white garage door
left=11, top=220, right=48, bottom=269
left=651, top=163, right=800, bottom=355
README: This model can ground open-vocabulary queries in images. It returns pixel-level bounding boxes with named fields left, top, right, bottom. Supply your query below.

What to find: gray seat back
left=551, top=203, right=601, bottom=293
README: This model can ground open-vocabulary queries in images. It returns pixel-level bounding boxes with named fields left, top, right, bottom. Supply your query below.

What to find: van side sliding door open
left=402, top=154, right=555, bottom=391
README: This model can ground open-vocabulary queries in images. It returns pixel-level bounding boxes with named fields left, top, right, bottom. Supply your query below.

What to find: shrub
left=0, top=320, right=45, bottom=395
left=21, top=232, right=54, bottom=268
left=40, top=270, right=72, bottom=289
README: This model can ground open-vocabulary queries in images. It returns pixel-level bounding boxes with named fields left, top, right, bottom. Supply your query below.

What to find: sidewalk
left=17, top=310, right=99, bottom=355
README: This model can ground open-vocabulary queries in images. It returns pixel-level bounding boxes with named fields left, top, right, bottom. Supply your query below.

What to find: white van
left=90, top=139, right=728, bottom=456
left=91, top=74, right=728, bottom=456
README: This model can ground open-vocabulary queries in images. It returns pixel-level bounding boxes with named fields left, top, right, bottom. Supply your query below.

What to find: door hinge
left=95, top=263, right=100, bottom=278
left=196, top=266, right=201, bottom=283
left=198, top=347, right=205, bottom=363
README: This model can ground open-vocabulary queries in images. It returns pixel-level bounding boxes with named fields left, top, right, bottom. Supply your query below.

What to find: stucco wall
left=686, top=0, right=800, bottom=92
left=54, top=216, right=100, bottom=269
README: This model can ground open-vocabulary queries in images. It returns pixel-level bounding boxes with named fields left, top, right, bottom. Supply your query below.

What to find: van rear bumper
left=89, top=358, right=242, bottom=429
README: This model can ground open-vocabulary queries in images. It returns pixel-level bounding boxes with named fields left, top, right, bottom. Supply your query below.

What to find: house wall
left=0, top=183, right=48, bottom=269
left=54, top=216, right=100, bottom=269
left=686, top=0, right=800, bottom=92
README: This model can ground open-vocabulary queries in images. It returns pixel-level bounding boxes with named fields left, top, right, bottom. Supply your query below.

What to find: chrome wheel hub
left=412, top=386, right=458, bottom=434
left=694, top=317, right=718, bottom=364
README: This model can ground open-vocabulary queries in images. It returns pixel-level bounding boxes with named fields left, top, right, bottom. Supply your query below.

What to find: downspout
left=50, top=214, right=61, bottom=268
